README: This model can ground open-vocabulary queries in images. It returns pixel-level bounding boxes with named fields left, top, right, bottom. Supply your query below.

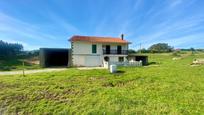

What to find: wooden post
left=22, top=61, right=25, bottom=77
left=140, top=43, right=142, bottom=54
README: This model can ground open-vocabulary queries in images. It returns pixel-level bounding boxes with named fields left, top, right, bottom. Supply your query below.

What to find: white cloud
left=165, top=33, right=204, bottom=47
left=0, top=12, right=58, bottom=40
left=0, top=12, right=80, bottom=50
left=169, top=0, right=183, bottom=8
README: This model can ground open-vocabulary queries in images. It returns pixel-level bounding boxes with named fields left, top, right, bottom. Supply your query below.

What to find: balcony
left=103, top=49, right=128, bottom=55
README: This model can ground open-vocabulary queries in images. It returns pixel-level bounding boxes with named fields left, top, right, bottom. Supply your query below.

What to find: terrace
left=103, top=49, right=128, bottom=55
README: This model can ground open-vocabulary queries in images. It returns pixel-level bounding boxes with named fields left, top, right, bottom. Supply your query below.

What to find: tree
left=137, top=48, right=150, bottom=53
left=148, top=43, right=173, bottom=53
left=0, top=40, right=23, bottom=58
left=190, top=47, right=195, bottom=54
left=128, top=49, right=136, bottom=54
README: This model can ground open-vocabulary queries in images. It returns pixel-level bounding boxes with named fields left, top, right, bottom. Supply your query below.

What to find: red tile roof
left=69, top=35, right=130, bottom=44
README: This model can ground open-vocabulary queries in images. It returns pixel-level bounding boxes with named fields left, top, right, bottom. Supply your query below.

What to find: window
left=92, top=44, right=97, bottom=53
left=119, top=57, right=124, bottom=62
left=117, top=45, right=122, bottom=54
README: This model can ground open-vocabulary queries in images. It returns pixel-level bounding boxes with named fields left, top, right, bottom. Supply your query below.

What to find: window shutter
left=92, top=44, right=97, bottom=53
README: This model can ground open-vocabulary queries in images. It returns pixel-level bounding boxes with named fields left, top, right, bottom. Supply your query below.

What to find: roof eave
left=70, top=41, right=130, bottom=44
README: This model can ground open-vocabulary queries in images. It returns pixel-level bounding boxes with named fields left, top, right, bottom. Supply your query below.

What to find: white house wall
left=72, top=41, right=103, bottom=66
left=109, top=56, right=118, bottom=62
left=73, top=55, right=102, bottom=67
left=106, top=56, right=127, bottom=62
left=72, top=41, right=102, bottom=55
left=71, top=41, right=128, bottom=67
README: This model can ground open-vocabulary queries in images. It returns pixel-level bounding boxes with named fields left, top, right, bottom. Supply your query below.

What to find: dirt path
left=0, top=68, right=67, bottom=75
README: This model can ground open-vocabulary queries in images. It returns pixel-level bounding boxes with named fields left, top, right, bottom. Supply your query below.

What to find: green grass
left=0, top=53, right=204, bottom=114
left=0, top=56, right=40, bottom=71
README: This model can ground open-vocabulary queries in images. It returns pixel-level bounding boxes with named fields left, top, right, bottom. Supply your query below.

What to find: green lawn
left=0, top=53, right=204, bottom=114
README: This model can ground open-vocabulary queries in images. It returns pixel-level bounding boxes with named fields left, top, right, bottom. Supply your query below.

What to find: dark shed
left=40, top=48, right=71, bottom=68
left=128, top=54, right=148, bottom=65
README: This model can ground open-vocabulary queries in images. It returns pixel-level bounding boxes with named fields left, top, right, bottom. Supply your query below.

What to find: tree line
left=129, top=43, right=201, bottom=53
left=0, top=40, right=23, bottom=58
left=128, top=43, right=173, bottom=53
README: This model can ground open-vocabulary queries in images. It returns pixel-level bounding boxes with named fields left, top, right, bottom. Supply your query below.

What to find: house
left=69, top=34, right=131, bottom=67
left=39, top=35, right=147, bottom=68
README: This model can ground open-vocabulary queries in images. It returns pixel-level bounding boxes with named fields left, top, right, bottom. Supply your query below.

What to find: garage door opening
left=135, top=56, right=148, bottom=65
left=40, top=48, right=71, bottom=67
left=128, top=55, right=148, bottom=65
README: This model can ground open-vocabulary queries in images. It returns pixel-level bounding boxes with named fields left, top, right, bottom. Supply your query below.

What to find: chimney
left=121, top=34, right=124, bottom=40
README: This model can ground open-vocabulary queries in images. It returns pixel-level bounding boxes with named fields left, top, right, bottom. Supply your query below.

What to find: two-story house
left=69, top=35, right=130, bottom=67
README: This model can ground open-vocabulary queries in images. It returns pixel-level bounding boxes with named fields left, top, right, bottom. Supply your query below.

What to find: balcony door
left=117, top=45, right=122, bottom=54
left=106, top=45, right=110, bottom=54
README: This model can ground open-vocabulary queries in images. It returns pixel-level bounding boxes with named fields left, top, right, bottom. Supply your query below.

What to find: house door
left=117, top=45, right=122, bottom=54
left=106, top=45, right=110, bottom=54
left=103, top=56, right=110, bottom=68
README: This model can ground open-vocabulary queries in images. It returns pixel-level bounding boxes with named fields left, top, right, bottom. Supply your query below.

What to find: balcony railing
left=103, top=49, right=128, bottom=55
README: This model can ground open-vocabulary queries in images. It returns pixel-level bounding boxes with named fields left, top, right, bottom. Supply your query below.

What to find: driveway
left=77, top=67, right=106, bottom=70
left=0, top=68, right=67, bottom=75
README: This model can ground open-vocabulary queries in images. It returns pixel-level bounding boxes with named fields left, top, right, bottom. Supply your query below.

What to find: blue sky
left=0, top=0, right=204, bottom=50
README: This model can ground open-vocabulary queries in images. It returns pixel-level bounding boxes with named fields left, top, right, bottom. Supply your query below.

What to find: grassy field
left=0, top=53, right=204, bottom=114
left=0, top=56, right=40, bottom=71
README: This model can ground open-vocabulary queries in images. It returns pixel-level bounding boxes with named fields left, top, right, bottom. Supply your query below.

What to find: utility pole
left=140, top=43, right=142, bottom=54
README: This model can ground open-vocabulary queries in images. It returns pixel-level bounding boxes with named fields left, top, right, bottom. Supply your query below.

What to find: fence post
left=22, top=61, right=25, bottom=77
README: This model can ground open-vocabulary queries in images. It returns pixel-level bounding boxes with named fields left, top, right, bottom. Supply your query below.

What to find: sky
left=0, top=0, right=204, bottom=50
